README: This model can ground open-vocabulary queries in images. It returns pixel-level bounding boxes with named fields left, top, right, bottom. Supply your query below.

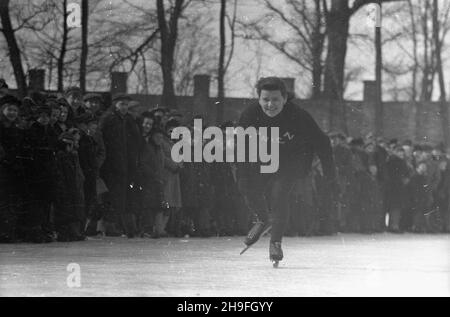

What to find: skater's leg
left=269, top=177, right=296, bottom=243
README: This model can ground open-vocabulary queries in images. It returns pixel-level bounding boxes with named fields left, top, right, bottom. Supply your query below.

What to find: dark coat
left=24, top=122, right=58, bottom=200
left=0, top=118, right=25, bottom=232
left=237, top=101, right=336, bottom=181
left=436, top=164, right=450, bottom=212
left=78, top=132, right=99, bottom=179
left=54, top=150, right=85, bottom=226
left=137, top=136, right=164, bottom=209
left=99, top=110, right=140, bottom=188
left=180, top=159, right=214, bottom=210
left=384, top=155, right=410, bottom=210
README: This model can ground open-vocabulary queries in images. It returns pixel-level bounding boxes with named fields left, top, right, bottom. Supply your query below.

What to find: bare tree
left=238, top=0, right=326, bottom=99
left=157, top=0, right=188, bottom=108
left=80, top=0, right=88, bottom=94
left=57, top=0, right=69, bottom=92
left=432, top=0, right=449, bottom=147
left=217, top=0, right=237, bottom=124
left=0, top=0, right=37, bottom=97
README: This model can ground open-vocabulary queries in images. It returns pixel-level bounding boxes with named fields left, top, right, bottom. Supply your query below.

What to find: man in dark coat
left=22, top=104, right=58, bottom=242
left=237, top=77, right=336, bottom=264
left=76, top=114, right=105, bottom=233
left=99, top=94, right=141, bottom=237
left=384, top=146, right=410, bottom=232
left=330, top=132, right=353, bottom=232
left=54, top=132, right=86, bottom=241
left=0, top=95, right=24, bottom=242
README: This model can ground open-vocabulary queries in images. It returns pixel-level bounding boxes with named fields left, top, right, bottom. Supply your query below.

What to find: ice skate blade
left=272, top=261, right=279, bottom=268
left=240, top=245, right=251, bottom=255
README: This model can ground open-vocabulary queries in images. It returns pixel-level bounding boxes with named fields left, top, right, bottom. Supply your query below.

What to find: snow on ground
left=0, top=233, right=449, bottom=296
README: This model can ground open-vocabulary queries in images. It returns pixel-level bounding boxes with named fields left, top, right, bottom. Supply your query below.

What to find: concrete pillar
left=363, top=80, right=377, bottom=103
left=28, top=69, right=45, bottom=91
left=363, top=80, right=377, bottom=133
left=111, top=72, right=127, bottom=94
left=193, top=74, right=211, bottom=123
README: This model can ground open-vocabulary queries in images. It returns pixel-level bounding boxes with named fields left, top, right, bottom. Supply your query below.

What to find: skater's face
left=258, top=90, right=287, bottom=118
left=2, top=104, right=19, bottom=122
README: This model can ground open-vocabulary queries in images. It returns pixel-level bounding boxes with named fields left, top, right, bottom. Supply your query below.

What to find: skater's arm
left=302, top=110, right=336, bottom=182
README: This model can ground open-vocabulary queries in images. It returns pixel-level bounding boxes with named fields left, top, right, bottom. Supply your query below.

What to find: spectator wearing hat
left=0, top=95, right=24, bottom=242
left=436, top=155, right=450, bottom=232
left=346, top=138, right=372, bottom=232
left=98, top=93, right=141, bottom=237
left=54, top=132, right=86, bottom=241
left=384, top=146, right=410, bottom=232
left=407, top=162, right=434, bottom=233
left=83, top=93, right=103, bottom=117
left=48, top=100, right=62, bottom=129
left=136, top=115, right=165, bottom=237
left=150, top=107, right=169, bottom=130
left=53, top=98, right=72, bottom=136
left=364, top=142, right=385, bottom=232
left=19, top=104, right=58, bottom=242
left=75, top=114, right=105, bottom=234
left=159, top=118, right=183, bottom=237
left=330, top=132, right=353, bottom=231
left=65, top=87, right=85, bottom=122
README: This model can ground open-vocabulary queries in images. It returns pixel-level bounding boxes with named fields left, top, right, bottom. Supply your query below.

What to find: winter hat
left=83, top=93, right=103, bottom=102
left=0, top=94, right=21, bottom=108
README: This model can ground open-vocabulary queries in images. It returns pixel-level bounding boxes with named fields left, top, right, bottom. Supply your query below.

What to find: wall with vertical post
left=192, top=74, right=211, bottom=124
left=111, top=72, right=127, bottom=95
left=28, top=69, right=45, bottom=92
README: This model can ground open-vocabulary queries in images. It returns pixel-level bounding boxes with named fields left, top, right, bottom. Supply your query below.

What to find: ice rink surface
left=1, top=233, right=449, bottom=297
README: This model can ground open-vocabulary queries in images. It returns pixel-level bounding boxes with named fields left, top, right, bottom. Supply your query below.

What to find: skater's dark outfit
left=238, top=86, right=336, bottom=262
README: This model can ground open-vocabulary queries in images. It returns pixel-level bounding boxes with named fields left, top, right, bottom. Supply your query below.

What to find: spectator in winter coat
left=20, top=105, right=58, bottom=242
left=0, top=95, right=24, bottom=242
left=99, top=94, right=141, bottom=237
left=408, top=163, right=434, bottom=233
left=436, top=157, right=450, bottom=232
left=54, top=132, right=86, bottom=241
left=160, top=119, right=183, bottom=237
left=384, top=146, right=410, bottom=232
left=76, top=114, right=105, bottom=233
left=137, top=117, right=165, bottom=237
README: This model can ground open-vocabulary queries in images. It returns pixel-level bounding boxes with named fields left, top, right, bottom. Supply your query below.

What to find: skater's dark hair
left=256, top=77, right=287, bottom=98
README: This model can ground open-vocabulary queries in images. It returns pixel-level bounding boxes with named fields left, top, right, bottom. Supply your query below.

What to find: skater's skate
left=269, top=241, right=283, bottom=268
left=240, top=221, right=271, bottom=255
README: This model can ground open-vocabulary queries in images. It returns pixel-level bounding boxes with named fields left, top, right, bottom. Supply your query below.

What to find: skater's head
left=256, top=77, right=288, bottom=118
